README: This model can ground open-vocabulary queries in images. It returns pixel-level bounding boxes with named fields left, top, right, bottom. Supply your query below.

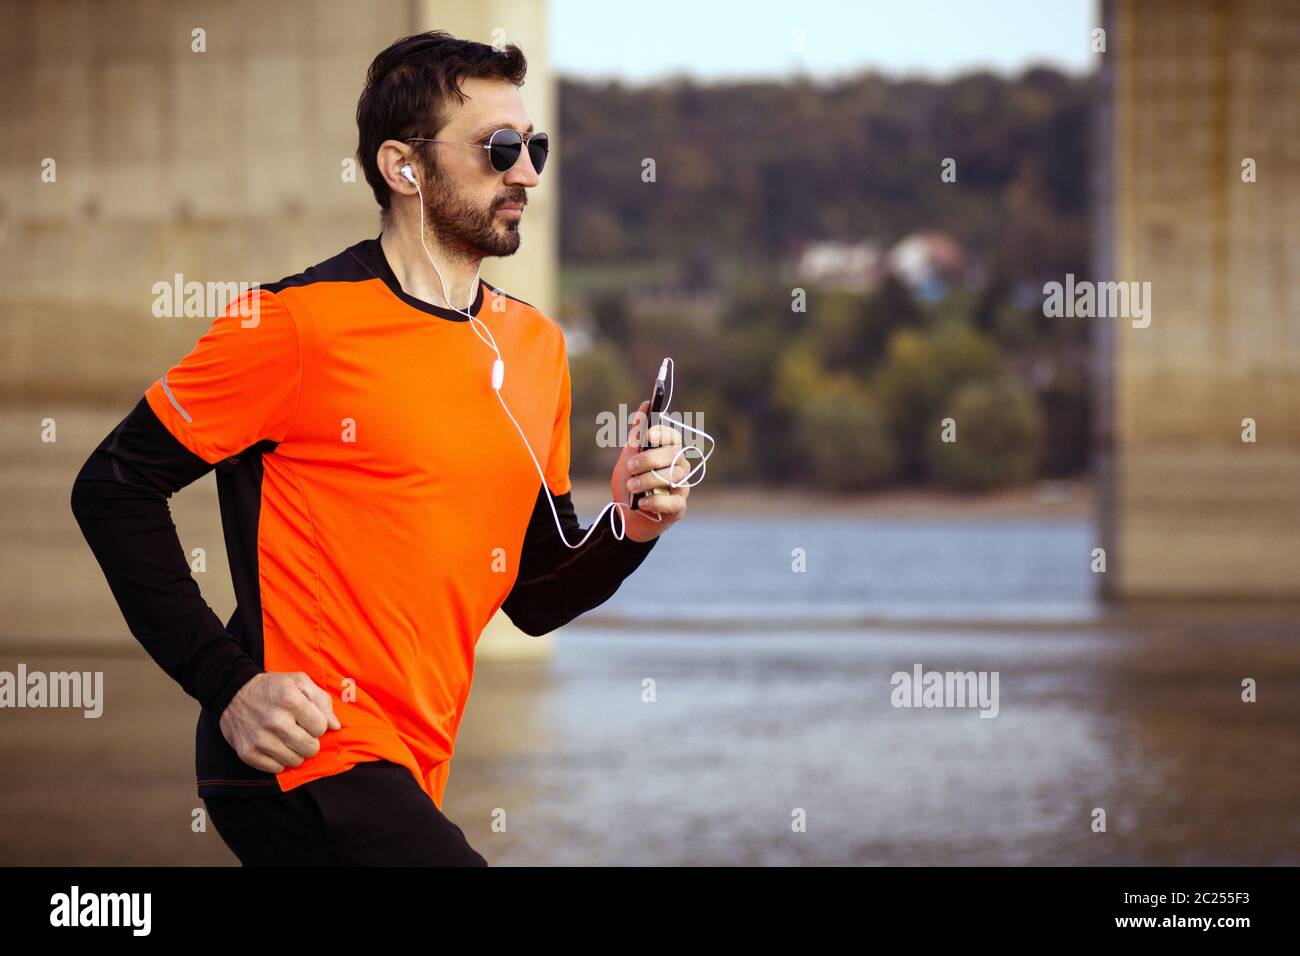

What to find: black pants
left=203, top=759, right=487, bottom=866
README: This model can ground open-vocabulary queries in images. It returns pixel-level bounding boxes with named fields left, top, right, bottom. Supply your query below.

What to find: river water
left=449, top=516, right=1300, bottom=865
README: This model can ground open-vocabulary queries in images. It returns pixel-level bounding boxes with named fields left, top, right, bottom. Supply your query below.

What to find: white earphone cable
left=405, top=167, right=715, bottom=549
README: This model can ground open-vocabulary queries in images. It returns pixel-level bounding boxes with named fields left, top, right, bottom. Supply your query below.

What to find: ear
left=378, top=139, right=418, bottom=197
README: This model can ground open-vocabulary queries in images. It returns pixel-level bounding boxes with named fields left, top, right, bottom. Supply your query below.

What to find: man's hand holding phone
left=610, top=397, right=692, bottom=543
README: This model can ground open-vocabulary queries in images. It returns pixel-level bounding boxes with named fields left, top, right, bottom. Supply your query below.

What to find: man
left=70, top=30, right=690, bottom=866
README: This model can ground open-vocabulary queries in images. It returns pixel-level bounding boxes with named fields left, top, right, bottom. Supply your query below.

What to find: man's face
left=416, top=76, right=540, bottom=260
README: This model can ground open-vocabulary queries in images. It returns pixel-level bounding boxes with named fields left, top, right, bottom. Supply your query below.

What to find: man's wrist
left=204, top=657, right=264, bottom=719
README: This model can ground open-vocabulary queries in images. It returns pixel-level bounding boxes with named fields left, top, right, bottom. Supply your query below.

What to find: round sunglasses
left=405, top=129, right=549, bottom=174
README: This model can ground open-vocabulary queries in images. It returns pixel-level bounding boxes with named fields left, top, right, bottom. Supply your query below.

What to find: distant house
left=885, top=230, right=977, bottom=302
left=794, top=240, right=884, bottom=293
left=794, top=233, right=981, bottom=302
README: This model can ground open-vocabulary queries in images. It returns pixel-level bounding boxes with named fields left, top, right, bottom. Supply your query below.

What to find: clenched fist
left=219, top=671, right=341, bottom=774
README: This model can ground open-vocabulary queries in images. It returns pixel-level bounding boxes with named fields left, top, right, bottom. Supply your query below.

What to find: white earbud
left=400, top=164, right=417, bottom=185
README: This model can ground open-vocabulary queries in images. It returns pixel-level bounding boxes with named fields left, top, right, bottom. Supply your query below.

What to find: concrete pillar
left=1096, top=0, right=1300, bottom=599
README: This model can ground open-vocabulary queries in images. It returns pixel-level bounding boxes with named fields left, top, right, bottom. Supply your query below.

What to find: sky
left=550, top=0, right=1095, bottom=84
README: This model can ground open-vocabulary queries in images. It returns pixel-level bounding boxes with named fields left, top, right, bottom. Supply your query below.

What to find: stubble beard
left=421, top=157, right=523, bottom=261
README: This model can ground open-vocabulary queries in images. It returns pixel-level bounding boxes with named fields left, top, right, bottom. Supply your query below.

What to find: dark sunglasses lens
left=486, top=131, right=548, bottom=173
left=528, top=133, right=548, bottom=173
left=489, top=130, right=523, bottom=172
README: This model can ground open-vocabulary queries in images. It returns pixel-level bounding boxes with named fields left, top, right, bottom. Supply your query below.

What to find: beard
left=420, top=156, right=524, bottom=260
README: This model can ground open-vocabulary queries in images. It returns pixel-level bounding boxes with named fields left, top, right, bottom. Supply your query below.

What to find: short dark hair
left=355, top=30, right=529, bottom=210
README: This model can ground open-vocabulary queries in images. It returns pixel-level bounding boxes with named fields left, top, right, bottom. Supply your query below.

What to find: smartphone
left=629, top=363, right=669, bottom=512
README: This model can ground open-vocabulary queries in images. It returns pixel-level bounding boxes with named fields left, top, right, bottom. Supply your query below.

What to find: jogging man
left=70, top=30, right=691, bottom=866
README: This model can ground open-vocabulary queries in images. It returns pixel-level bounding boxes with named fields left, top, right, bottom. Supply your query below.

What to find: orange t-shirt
left=144, top=237, right=571, bottom=809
